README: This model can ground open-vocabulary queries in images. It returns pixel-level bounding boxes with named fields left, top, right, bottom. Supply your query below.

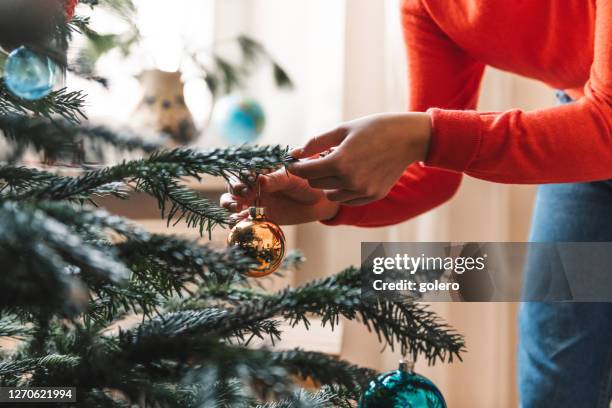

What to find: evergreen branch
left=0, top=166, right=62, bottom=195
left=0, top=166, right=128, bottom=201
left=31, top=202, right=255, bottom=318
left=183, top=268, right=464, bottom=364
left=16, top=146, right=289, bottom=232
left=255, top=388, right=339, bottom=408
left=138, top=177, right=229, bottom=235
left=0, top=354, right=80, bottom=380
left=0, top=114, right=161, bottom=163
left=0, top=316, right=33, bottom=339
left=317, top=385, right=360, bottom=408
left=147, top=146, right=292, bottom=178
left=0, top=84, right=86, bottom=123
left=22, top=146, right=290, bottom=201
left=129, top=309, right=282, bottom=347
left=270, top=349, right=374, bottom=390
left=281, top=250, right=306, bottom=270
left=116, top=234, right=257, bottom=284
left=35, top=201, right=149, bottom=241
left=177, top=378, right=253, bottom=408
left=114, top=331, right=367, bottom=407
left=0, top=201, right=129, bottom=314
left=123, top=311, right=373, bottom=389
left=38, top=201, right=255, bottom=282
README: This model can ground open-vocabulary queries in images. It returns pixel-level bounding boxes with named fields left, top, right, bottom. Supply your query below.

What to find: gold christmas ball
left=227, top=207, right=285, bottom=278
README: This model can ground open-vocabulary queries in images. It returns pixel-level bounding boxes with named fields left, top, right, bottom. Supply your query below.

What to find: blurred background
left=81, top=1, right=557, bottom=406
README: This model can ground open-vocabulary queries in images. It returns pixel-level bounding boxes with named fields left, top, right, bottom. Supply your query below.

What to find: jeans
left=519, top=179, right=612, bottom=407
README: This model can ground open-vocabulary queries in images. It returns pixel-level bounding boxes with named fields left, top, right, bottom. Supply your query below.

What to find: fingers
left=228, top=176, right=254, bottom=199
left=259, top=169, right=296, bottom=193
left=324, top=189, right=360, bottom=203
left=288, top=153, right=340, bottom=180
left=230, top=168, right=289, bottom=197
left=290, top=127, right=347, bottom=159
left=307, top=176, right=343, bottom=189
left=220, top=193, right=249, bottom=213
left=229, top=209, right=249, bottom=225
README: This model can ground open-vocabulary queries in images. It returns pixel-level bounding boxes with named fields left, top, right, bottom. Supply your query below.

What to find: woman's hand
left=220, top=169, right=340, bottom=225
left=288, top=112, right=432, bottom=206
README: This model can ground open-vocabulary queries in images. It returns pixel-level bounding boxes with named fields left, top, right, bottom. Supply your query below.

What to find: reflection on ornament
left=214, top=95, right=265, bottom=144
left=227, top=207, right=285, bottom=278
left=4, top=47, right=56, bottom=101
left=359, top=360, right=446, bottom=408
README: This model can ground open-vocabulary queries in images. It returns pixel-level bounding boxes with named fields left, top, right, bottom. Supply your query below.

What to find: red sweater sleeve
left=426, top=0, right=612, bottom=184
left=324, top=0, right=485, bottom=227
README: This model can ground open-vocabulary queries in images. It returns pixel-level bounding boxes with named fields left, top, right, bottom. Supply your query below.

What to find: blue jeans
left=519, top=179, right=612, bottom=407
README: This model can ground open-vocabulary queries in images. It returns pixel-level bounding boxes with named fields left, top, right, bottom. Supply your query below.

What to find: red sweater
left=325, top=0, right=611, bottom=227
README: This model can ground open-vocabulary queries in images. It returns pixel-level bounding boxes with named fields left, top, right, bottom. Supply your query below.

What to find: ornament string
left=255, top=174, right=262, bottom=208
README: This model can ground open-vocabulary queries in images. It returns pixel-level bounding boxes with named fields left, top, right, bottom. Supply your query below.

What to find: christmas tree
left=0, top=1, right=464, bottom=406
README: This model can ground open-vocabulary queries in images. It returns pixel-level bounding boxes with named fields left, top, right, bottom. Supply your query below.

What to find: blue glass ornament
left=215, top=95, right=266, bottom=144
left=359, top=361, right=446, bottom=408
left=4, top=46, right=56, bottom=101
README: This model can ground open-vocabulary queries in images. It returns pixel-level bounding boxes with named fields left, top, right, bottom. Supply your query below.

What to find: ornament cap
left=398, top=359, right=415, bottom=373
left=248, top=206, right=266, bottom=220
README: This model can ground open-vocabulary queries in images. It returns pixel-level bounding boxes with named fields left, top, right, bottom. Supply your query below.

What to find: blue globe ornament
left=4, top=46, right=56, bottom=101
left=215, top=95, right=265, bottom=144
left=359, top=361, right=446, bottom=408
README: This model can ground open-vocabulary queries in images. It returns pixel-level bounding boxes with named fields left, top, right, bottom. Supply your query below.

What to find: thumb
left=290, top=127, right=347, bottom=159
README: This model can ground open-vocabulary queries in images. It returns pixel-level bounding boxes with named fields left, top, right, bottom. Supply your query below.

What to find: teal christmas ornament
left=359, top=360, right=446, bottom=408
left=215, top=95, right=266, bottom=144
left=4, top=46, right=57, bottom=101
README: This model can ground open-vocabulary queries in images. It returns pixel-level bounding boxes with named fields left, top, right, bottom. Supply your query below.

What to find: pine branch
left=3, top=314, right=368, bottom=406
left=116, top=234, right=257, bottom=285
left=20, top=146, right=290, bottom=201
left=114, top=332, right=368, bottom=407
left=0, top=316, right=33, bottom=339
left=270, top=349, right=374, bottom=390
left=140, top=177, right=229, bottom=235
left=37, top=201, right=255, bottom=282
left=254, top=388, right=343, bottom=408
left=177, top=378, right=253, bottom=408
left=182, top=268, right=465, bottom=364
left=15, top=146, right=289, bottom=232
left=0, top=84, right=86, bottom=123
left=0, top=114, right=161, bottom=163
left=129, top=309, right=282, bottom=347
left=0, top=354, right=80, bottom=384
left=0, top=201, right=129, bottom=315
left=35, top=200, right=149, bottom=241
left=147, top=146, right=293, bottom=178
left=0, top=166, right=62, bottom=195
left=30, top=202, right=258, bottom=319
left=0, top=166, right=128, bottom=201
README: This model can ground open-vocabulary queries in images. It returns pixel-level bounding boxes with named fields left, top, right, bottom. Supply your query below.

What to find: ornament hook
left=398, top=359, right=415, bottom=373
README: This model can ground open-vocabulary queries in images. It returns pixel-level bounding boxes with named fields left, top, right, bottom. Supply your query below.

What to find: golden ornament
left=227, top=207, right=285, bottom=278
